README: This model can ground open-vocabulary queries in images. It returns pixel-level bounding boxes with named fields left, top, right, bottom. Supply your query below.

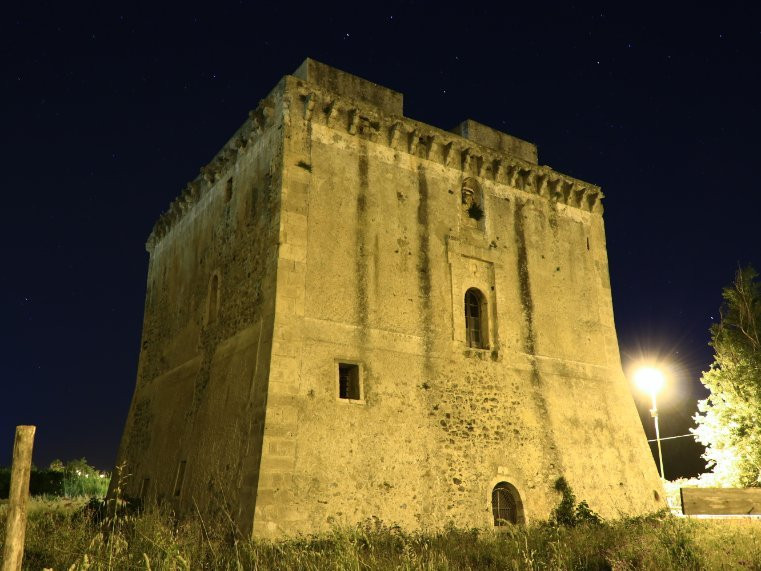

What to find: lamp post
left=634, top=367, right=666, bottom=481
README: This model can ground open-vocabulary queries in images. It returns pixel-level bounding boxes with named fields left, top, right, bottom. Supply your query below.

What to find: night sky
left=4, top=3, right=761, bottom=480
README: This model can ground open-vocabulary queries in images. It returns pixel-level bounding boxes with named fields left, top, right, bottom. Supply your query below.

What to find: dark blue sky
left=3, top=2, right=760, bottom=478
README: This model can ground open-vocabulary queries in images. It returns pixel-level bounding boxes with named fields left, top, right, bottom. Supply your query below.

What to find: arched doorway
left=491, top=482, right=523, bottom=525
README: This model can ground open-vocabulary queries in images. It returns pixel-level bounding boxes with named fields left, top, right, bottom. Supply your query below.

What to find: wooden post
left=2, top=426, right=36, bottom=571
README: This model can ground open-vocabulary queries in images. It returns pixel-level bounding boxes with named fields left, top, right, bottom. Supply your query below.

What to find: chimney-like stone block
left=452, top=119, right=538, bottom=164
left=293, top=58, right=403, bottom=116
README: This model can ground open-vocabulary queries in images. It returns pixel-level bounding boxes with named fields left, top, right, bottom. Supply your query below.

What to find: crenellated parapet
left=290, top=81, right=603, bottom=216
left=147, top=66, right=604, bottom=253
left=145, top=93, right=280, bottom=253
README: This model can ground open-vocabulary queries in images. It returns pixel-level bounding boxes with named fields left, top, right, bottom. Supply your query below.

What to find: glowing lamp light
left=634, top=367, right=664, bottom=395
left=633, top=365, right=666, bottom=482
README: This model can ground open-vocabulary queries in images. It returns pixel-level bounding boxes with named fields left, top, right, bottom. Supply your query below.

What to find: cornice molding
left=146, top=76, right=604, bottom=254
left=146, top=96, right=279, bottom=253
left=294, top=84, right=603, bottom=217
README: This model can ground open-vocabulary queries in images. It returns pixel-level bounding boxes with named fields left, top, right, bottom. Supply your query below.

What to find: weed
left=467, top=202, right=484, bottom=221
left=2, top=494, right=761, bottom=569
left=550, top=476, right=602, bottom=527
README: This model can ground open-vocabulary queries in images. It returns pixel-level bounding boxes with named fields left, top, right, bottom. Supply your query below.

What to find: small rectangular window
left=338, top=363, right=361, bottom=400
left=173, top=460, right=187, bottom=497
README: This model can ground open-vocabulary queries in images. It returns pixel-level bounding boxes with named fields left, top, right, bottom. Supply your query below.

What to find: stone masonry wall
left=249, top=71, right=663, bottom=537
left=114, top=61, right=663, bottom=539
left=113, top=81, right=286, bottom=532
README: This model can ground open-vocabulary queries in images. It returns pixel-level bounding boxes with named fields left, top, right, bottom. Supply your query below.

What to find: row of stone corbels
left=146, top=101, right=277, bottom=252
left=297, top=90, right=603, bottom=215
left=145, top=81, right=604, bottom=252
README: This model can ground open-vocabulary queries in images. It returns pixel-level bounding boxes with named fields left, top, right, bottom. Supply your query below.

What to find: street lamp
left=634, top=366, right=666, bottom=481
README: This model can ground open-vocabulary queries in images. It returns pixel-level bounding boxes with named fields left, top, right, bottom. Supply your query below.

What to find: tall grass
left=1, top=504, right=760, bottom=570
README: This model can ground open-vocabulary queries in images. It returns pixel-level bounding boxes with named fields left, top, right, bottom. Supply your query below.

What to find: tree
left=693, top=266, right=761, bottom=487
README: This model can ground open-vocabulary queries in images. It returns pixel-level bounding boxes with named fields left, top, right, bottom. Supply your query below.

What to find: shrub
left=0, top=459, right=109, bottom=499
left=550, top=476, right=602, bottom=527
left=60, top=458, right=110, bottom=498
left=467, top=202, right=484, bottom=221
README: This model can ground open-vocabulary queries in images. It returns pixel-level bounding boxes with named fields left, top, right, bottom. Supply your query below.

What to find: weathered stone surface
left=452, top=119, right=538, bottom=164
left=293, top=58, right=403, bottom=116
left=113, top=59, right=663, bottom=539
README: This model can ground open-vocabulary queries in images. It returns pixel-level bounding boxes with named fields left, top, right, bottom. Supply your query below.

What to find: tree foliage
left=0, top=458, right=109, bottom=499
left=693, top=266, right=761, bottom=487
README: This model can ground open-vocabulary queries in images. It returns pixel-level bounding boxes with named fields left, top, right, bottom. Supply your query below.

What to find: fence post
left=2, top=426, right=36, bottom=571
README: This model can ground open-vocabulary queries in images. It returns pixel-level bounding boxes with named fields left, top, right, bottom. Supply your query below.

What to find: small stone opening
left=338, top=363, right=361, bottom=400
left=462, top=177, right=484, bottom=225
left=173, top=461, right=187, bottom=497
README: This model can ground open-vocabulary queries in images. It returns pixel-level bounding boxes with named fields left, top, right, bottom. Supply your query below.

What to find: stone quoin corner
left=112, top=58, right=664, bottom=538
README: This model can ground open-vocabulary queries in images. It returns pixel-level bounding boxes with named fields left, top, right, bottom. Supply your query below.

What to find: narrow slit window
left=225, top=177, right=233, bottom=202
left=139, top=478, right=150, bottom=500
left=250, top=186, right=258, bottom=219
left=173, top=460, right=187, bottom=497
left=208, top=273, right=219, bottom=324
left=465, top=288, right=487, bottom=349
left=338, top=363, right=361, bottom=400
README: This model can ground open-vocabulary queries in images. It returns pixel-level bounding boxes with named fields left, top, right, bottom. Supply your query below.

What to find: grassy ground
left=2, top=503, right=761, bottom=570
left=0, top=495, right=89, bottom=515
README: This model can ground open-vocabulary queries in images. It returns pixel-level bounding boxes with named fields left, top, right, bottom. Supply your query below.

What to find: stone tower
left=114, top=59, right=664, bottom=537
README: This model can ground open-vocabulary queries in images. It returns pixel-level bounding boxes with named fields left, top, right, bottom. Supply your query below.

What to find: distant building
left=113, top=59, right=664, bottom=537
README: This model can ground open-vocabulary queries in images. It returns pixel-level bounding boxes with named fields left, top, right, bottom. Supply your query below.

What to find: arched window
left=492, top=482, right=520, bottom=526
left=465, top=288, right=487, bottom=349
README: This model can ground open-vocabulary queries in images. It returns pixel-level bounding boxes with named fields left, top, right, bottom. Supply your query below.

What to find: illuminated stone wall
left=113, top=80, right=285, bottom=531
left=114, top=59, right=664, bottom=538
